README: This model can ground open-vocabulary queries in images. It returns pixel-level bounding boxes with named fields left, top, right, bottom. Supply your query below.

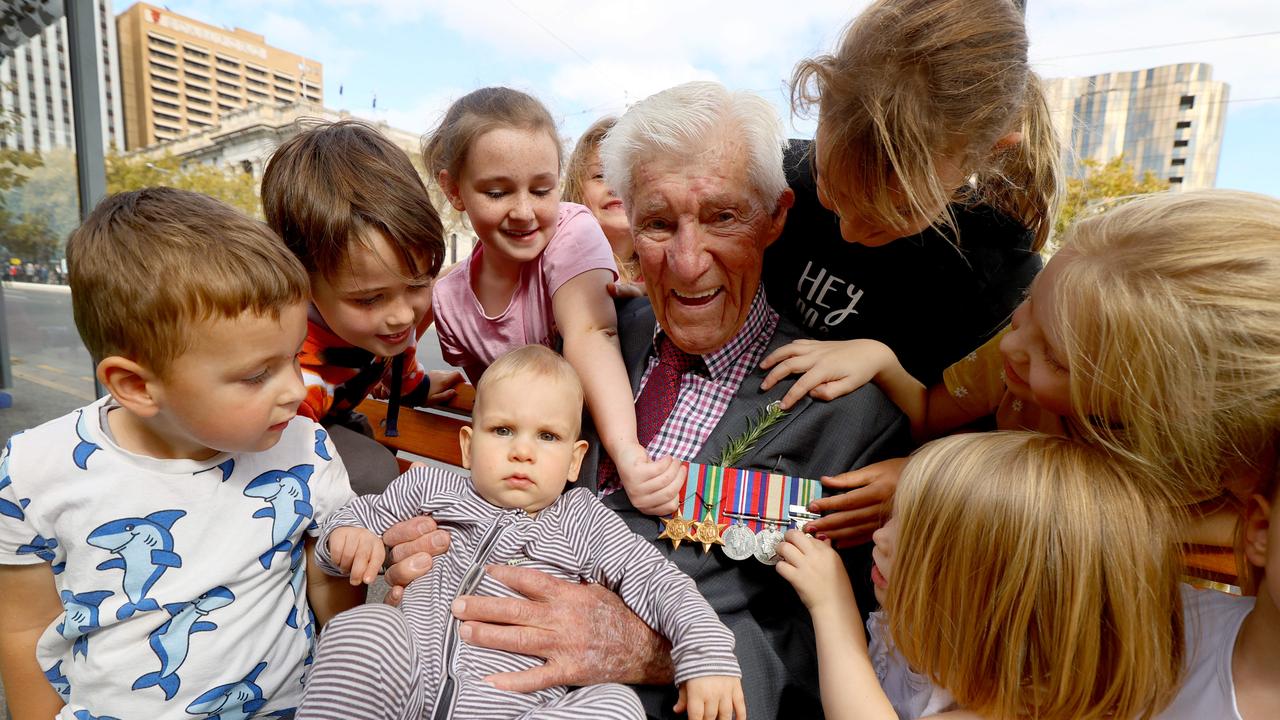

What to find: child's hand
left=327, top=527, right=386, bottom=586
left=775, top=530, right=859, bottom=619
left=802, top=457, right=906, bottom=547
left=425, top=370, right=465, bottom=405
left=616, top=445, right=683, bottom=516
left=674, top=675, right=747, bottom=720
left=759, top=339, right=895, bottom=410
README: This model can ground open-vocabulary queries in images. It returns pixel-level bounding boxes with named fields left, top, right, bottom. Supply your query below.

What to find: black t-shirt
left=763, top=140, right=1042, bottom=384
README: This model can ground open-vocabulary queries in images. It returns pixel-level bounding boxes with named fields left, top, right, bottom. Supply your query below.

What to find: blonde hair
left=1052, top=189, right=1280, bottom=506
left=68, top=187, right=309, bottom=376
left=889, top=432, right=1184, bottom=720
left=423, top=87, right=561, bottom=183
left=792, top=0, right=1061, bottom=250
left=475, top=345, right=584, bottom=434
left=563, top=116, right=641, bottom=283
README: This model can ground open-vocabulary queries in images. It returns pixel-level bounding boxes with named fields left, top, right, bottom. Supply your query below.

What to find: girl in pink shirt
left=427, top=87, right=681, bottom=516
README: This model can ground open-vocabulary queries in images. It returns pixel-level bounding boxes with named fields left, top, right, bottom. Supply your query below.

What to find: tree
left=1052, top=156, right=1168, bottom=247
left=0, top=82, right=44, bottom=200
left=106, top=151, right=261, bottom=219
left=0, top=207, right=59, bottom=263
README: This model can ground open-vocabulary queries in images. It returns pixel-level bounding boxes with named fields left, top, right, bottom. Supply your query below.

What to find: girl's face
left=870, top=515, right=898, bottom=608
left=580, top=148, right=632, bottom=253
left=443, top=127, right=561, bottom=268
left=998, top=249, right=1074, bottom=417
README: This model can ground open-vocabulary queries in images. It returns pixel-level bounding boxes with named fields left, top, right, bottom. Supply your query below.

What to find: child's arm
left=553, top=268, right=682, bottom=515
left=0, top=563, right=65, bottom=720
left=760, top=339, right=979, bottom=441
left=304, top=537, right=367, bottom=629
left=775, top=530, right=898, bottom=720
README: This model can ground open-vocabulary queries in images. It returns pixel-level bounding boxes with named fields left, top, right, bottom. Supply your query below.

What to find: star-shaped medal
left=657, top=510, right=697, bottom=550
left=690, top=512, right=729, bottom=555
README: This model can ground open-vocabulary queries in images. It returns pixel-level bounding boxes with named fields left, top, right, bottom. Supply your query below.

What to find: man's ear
left=763, top=188, right=796, bottom=250
left=1243, top=493, right=1272, bottom=570
left=565, top=439, right=589, bottom=483
left=97, top=356, right=161, bottom=418
left=437, top=170, right=465, bottom=212
left=458, top=425, right=473, bottom=470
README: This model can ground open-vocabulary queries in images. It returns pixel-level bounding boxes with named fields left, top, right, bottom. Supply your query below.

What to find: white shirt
left=1156, top=584, right=1254, bottom=720
left=0, top=397, right=354, bottom=719
left=867, top=611, right=956, bottom=719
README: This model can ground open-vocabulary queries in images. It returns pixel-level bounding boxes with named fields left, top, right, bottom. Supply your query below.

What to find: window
left=248, top=88, right=269, bottom=100
left=1171, top=158, right=1186, bottom=166
left=1173, top=139, right=1189, bottom=148
left=183, top=46, right=209, bottom=60
left=1168, top=176, right=1184, bottom=184
left=1179, top=95, right=1195, bottom=110
left=187, top=95, right=211, bottom=107
left=217, top=68, right=240, bottom=81
left=218, top=103, right=238, bottom=113
left=1176, top=120, right=1192, bottom=129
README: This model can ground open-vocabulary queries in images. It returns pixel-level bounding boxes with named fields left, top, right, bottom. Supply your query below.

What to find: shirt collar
left=652, top=287, right=777, bottom=382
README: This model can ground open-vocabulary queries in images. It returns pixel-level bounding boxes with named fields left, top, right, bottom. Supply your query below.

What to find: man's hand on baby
left=616, top=446, right=682, bottom=516
left=759, top=338, right=893, bottom=410
left=674, top=676, right=747, bottom=720
left=327, top=527, right=386, bottom=586
left=774, top=529, right=857, bottom=618
left=381, top=516, right=452, bottom=607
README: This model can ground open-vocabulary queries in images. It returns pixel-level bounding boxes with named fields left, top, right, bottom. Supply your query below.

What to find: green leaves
left=715, top=401, right=788, bottom=468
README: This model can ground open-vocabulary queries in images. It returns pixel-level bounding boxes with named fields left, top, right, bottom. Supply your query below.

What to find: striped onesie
left=300, top=467, right=740, bottom=720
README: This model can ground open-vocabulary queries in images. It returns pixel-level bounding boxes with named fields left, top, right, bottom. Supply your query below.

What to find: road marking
left=10, top=367, right=95, bottom=402
left=37, top=364, right=68, bottom=375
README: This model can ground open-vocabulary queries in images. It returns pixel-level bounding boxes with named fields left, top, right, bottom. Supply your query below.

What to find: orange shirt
left=298, top=318, right=428, bottom=423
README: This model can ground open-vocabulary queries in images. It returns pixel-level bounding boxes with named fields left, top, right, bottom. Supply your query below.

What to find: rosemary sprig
left=715, top=401, right=788, bottom=467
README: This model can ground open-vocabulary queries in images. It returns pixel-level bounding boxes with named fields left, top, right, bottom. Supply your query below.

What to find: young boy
left=0, top=188, right=360, bottom=719
left=261, top=120, right=462, bottom=495
left=299, top=345, right=745, bottom=720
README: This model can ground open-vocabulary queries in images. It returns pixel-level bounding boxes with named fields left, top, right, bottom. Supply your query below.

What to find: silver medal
left=753, top=527, right=784, bottom=565
left=721, top=523, right=755, bottom=561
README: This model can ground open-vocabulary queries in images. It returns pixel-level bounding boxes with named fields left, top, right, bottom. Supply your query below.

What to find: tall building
left=115, top=2, right=322, bottom=150
left=0, top=0, right=125, bottom=152
left=1045, top=63, right=1228, bottom=190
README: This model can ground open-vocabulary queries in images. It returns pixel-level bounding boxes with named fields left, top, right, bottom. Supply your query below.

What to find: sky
left=133, top=0, right=1280, bottom=196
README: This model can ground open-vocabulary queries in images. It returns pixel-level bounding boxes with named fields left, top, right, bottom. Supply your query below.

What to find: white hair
left=599, top=81, right=788, bottom=212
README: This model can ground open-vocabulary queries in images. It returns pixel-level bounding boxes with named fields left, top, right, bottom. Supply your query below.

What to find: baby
left=299, top=345, right=744, bottom=720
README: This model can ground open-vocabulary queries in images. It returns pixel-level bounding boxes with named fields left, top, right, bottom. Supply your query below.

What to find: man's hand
left=674, top=676, right=747, bottom=720
left=425, top=370, right=465, bottom=406
left=327, top=527, right=386, bottom=586
left=802, top=457, right=907, bottom=548
left=381, top=516, right=452, bottom=607
left=453, top=564, right=673, bottom=692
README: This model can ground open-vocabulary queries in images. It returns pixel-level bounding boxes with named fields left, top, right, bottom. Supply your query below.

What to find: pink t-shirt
left=433, top=202, right=618, bottom=382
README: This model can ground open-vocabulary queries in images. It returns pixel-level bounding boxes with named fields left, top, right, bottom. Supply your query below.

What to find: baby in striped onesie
left=300, top=345, right=744, bottom=720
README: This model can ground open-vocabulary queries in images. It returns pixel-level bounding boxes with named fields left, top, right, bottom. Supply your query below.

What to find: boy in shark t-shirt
left=0, top=189, right=357, bottom=719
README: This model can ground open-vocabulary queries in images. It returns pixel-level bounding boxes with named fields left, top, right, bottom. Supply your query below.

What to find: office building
left=0, top=0, right=124, bottom=152
left=115, top=2, right=322, bottom=150
left=1045, top=63, right=1228, bottom=190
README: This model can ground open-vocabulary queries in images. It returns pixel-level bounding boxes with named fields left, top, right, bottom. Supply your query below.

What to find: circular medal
left=753, top=527, right=784, bottom=565
left=721, top=523, right=755, bottom=561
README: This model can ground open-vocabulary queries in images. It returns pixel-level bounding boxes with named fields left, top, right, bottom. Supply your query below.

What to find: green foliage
left=0, top=83, right=44, bottom=200
left=106, top=151, right=262, bottom=219
left=0, top=207, right=58, bottom=263
left=1052, top=156, right=1168, bottom=249
left=715, top=401, right=788, bottom=467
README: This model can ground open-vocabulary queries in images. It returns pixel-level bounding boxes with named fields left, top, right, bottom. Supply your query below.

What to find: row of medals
left=658, top=504, right=820, bottom=565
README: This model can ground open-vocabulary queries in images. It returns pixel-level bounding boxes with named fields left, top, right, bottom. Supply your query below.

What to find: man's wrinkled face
left=628, top=136, right=790, bottom=355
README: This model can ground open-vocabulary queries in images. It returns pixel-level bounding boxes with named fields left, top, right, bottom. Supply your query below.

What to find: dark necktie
left=598, top=335, right=700, bottom=493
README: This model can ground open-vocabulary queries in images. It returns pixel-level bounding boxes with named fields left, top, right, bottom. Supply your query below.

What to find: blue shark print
left=244, top=465, right=315, bottom=569
left=87, top=509, right=185, bottom=620
left=263, top=710, right=296, bottom=719
left=73, top=409, right=101, bottom=470
left=285, top=542, right=306, bottom=628
left=314, top=429, right=331, bottom=461
left=133, top=586, right=235, bottom=700
left=196, top=459, right=236, bottom=482
left=0, top=444, right=30, bottom=520
left=58, top=589, right=114, bottom=660
left=17, top=533, right=65, bottom=574
left=45, top=660, right=70, bottom=698
left=73, top=711, right=122, bottom=720
left=185, top=661, right=268, bottom=720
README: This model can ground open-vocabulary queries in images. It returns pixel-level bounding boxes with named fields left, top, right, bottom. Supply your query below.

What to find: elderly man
left=381, top=82, right=908, bottom=719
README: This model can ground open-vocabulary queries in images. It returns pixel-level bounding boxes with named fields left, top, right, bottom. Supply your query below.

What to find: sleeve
left=0, top=442, right=47, bottom=567
left=314, top=466, right=464, bottom=575
left=940, top=327, right=1009, bottom=420
left=298, top=367, right=335, bottom=422
left=541, top=203, right=619, bottom=297
left=571, top=491, right=740, bottom=684
left=304, top=423, right=355, bottom=538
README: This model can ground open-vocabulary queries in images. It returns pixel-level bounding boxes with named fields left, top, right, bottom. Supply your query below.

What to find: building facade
left=115, top=2, right=322, bottom=150
left=0, top=0, right=124, bottom=152
left=1045, top=63, right=1228, bottom=190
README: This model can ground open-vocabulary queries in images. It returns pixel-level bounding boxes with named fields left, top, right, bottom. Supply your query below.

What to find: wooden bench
left=357, top=384, right=475, bottom=471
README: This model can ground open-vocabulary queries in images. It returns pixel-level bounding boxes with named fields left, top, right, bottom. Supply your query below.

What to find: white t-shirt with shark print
left=0, top=395, right=354, bottom=720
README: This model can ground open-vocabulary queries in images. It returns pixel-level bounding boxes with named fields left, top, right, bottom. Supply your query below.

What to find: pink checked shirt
left=641, top=290, right=779, bottom=463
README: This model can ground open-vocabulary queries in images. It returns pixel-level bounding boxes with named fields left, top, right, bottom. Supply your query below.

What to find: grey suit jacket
left=581, top=297, right=911, bottom=720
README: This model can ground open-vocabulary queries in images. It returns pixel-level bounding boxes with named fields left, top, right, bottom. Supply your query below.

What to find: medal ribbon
left=683, top=462, right=823, bottom=532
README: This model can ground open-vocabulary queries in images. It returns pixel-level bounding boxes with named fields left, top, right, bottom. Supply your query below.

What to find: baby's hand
left=674, top=675, right=746, bottom=720
left=327, top=527, right=386, bottom=586
left=616, top=445, right=683, bottom=516
left=759, top=338, right=895, bottom=410
left=775, top=530, right=859, bottom=618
